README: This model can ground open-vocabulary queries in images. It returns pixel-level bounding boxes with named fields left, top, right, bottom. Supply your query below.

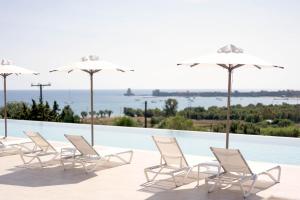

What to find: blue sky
left=0, top=0, right=299, bottom=90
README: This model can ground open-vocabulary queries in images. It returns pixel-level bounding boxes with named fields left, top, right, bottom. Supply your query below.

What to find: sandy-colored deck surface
left=0, top=137, right=299, bottom=200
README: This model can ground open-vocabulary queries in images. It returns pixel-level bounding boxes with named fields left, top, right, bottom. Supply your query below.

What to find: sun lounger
left=206, top=147, right=281, bottom=199
left=64, top=134, right=133, bottom=173
left=19, top=131, right=61, bottom=167
left=0, top=138, right=34, bottom=156
left=144, top=136, right=220, bottom=187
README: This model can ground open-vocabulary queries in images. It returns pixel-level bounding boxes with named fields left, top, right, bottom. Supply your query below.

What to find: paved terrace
left=0, top=137, right=299, bottom=200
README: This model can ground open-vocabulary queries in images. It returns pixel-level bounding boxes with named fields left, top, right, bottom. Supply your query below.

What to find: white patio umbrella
left=50, top=55, right=134, bottom=146
left=0, top=59, right=38, bottom=138
left=177, top=44, right=284, bottom=149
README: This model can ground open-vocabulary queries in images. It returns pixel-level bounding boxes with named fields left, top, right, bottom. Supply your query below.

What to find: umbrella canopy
left=0, top=59, right=38, bottom=74
left=50, top=55, right=134, bottom=73
left=0, top=59, right=38, bottom=138
left=178, top=44, right=283, bottom=69
left=50, top=55, right=134, bottom=146
left=177, top=44, right=283, bottom=148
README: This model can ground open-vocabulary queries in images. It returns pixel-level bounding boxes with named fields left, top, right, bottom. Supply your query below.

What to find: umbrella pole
left=90, top=72, right=94, bottom=146
left=2, top=75, right=8, bottom=138
left=225, top=69, right=232, bottom=149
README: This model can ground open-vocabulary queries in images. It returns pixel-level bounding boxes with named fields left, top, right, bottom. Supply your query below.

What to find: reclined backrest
left=152, top=136, right=188, bottom=168
left=210, top=147, right=253, bottom=175
left=65, top=134, right=99, bottom=156
left=25, top=131, right=56, bottom=152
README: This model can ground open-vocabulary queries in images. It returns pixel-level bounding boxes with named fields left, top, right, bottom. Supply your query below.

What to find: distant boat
left=186, top=97, right=194, bottom=102
left=273, top=95, right=289, bottom=100
left=274, top=97, right=289, bottom=100
left=124, top=88, right=134, bottom=96
left=216, top=97, right=222, bottom=101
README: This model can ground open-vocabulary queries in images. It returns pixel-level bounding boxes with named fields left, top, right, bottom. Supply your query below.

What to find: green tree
left=81, top=111, right=88, bottom=119
left=50, top=101, right=60, bottom=121
left=60, top=105, right=77, bottom=123
left=43, top=101, right=51, bottom=121
left=30, top=100, right=38, bottom=120
left=106, top=110, right=113, bottom=118
left=124, top=107, right=135, bottom=117
left=99, top=110, right=105, bottom=118
left=20, top=103, right=30, bottom=120
left=164, top=98, right=178, bottom=117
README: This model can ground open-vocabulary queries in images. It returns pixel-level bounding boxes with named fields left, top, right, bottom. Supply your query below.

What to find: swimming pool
left=1, top=119, right=300, bottom=165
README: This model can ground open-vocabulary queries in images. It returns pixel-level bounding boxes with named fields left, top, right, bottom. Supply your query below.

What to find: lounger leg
left=61, top=159, right=66, bottom=170
left=20, top=152, right=37, bottom=166
left=205, top=169, right=222, bottom=193
left=80, top=160, right=99, bottom=173
left=171, top=173, right=178, bottom=187
left=206, top=178, right=219, bottom=193
left=277, top=166, right=281, bottom=183
left=182, top=167, right=192, bottom=185
left=240, top=175, right=257, bottom=199
left=144, top=169, right=151, bottom=182
left=78, top=161, right=93, bottom=173
left=145, top=167, right=164, bottom=182
left=37, top=157, right=44, bottom=167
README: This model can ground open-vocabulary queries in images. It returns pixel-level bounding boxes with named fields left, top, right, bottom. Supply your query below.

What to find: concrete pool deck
left=0, top=137, right=299, bottom=200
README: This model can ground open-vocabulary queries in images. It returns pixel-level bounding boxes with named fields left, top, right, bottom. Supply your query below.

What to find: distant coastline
left=152, top=89, right=300, bottom=98
left=1, top=89, right=299, bottom=116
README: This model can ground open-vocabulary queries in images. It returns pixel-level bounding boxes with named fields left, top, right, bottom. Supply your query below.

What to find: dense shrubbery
left=124, top=100, right=300, bottom=137
left=125, top=102, right=300, bottom=124
left=179, top=103, right=300, bottom=123
left=113, top=117, right=138, bottom=127
left=210, top=120, right=300, bottom=137
left=0, top=100, right=80, bottom=123
left=212, top=121, right=260, bottom=135
left=124, top=107, right=163, bottom=118
left=159, top=115, right=194, bottom=130
left=260, top=127, right=299, bottom=137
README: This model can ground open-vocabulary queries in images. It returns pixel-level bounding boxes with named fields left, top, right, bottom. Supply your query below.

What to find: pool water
left=1, top=119, right=300, bottom=165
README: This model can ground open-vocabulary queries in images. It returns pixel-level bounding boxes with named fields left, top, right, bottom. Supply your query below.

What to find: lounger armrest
left=145, top=164, right=167, bottom=171
left=11, top=142, right=36, bottom=151
left=102, top=150, right=133, bottom=164
left=258, top=165, right=281, bottom=183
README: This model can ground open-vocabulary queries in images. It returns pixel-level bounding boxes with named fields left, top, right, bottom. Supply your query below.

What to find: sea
left=0, top=89, right=299, bottom=116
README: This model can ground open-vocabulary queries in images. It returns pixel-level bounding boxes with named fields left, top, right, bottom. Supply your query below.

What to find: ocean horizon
left=0, top=89, right=299, bottom=116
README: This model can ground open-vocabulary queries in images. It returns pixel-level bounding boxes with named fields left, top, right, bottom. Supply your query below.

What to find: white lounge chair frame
left=64, top=134, right=133, bottom=173
left=0, top=139, right=34, bottom=156
left=20, top=131, right=60, bottom=167
left=206, top=147, right=281, bottom=199
left=144, top=136, right=216, bottom=187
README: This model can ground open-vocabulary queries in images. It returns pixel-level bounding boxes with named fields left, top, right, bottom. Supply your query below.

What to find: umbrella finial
left=81, top=55, right=99, bottom=62
left=89, top=55, right=99, bottom=61
left=1, top=59, right=12, bottom=65
left=81, top=56, right=88, bottom=62
left=218, top=44, right=243, bottom=54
